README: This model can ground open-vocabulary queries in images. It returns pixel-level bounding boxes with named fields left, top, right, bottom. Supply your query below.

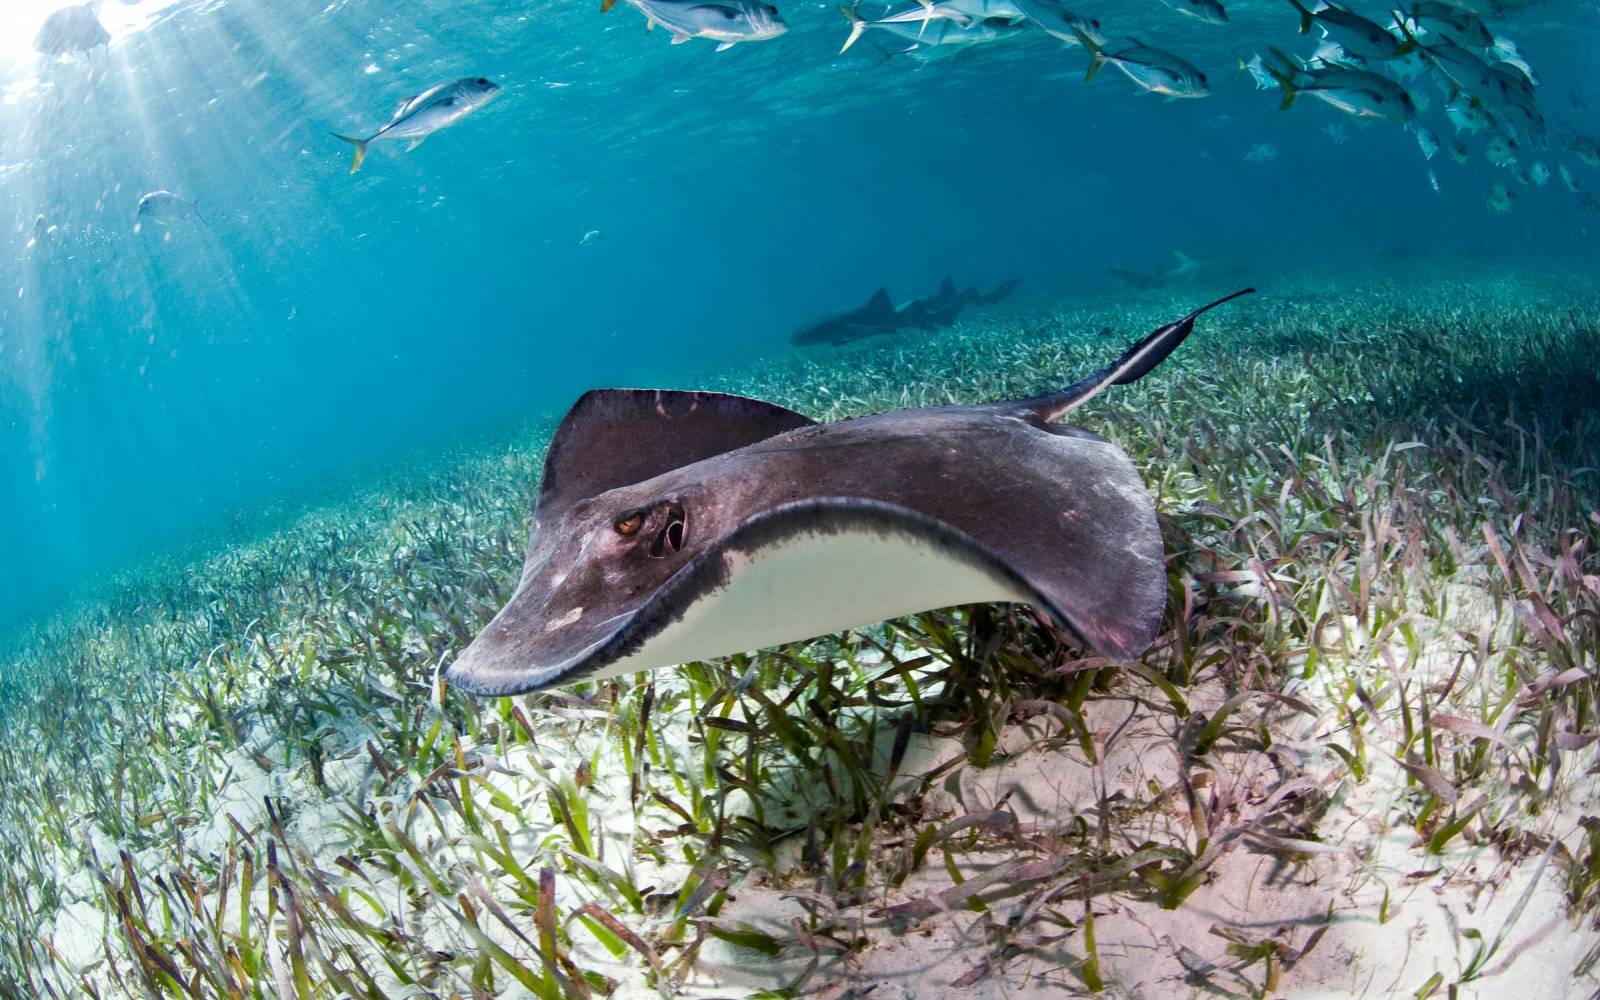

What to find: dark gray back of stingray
left=715, top=407, right=1166, bottom=659
left=535, top=389, right=815, bottom=518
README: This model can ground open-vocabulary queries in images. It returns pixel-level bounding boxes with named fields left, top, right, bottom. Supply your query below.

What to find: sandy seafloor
left=2, top=266, right=1599, bottom=999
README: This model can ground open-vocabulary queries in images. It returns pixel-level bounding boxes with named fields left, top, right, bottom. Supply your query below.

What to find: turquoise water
left=0, top=0, right=1596, bottom=630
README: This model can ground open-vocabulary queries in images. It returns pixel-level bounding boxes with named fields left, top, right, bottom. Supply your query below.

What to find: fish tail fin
left=1264, top=51, right=1299, bottom=108
left=1072, top=27, right=1104, bottom=82
left=1391, top=13, right=1421, bottom=54
left=838, top=6, right=867, bottom=53
left=1266, top=67, right=1298, bottom=108
left=1020, top=289, right=1256, bottom=423
left=1284, top=0, right=1313, bottom=34
left=331, top=133, right=369, bottom=174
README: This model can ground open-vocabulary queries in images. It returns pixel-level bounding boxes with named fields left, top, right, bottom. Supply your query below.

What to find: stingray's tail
left=1021, top=288, right=1256, bottom=423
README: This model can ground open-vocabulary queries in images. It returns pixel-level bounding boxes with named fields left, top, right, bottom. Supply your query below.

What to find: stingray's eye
left=614, top=511, right=643, bottom=536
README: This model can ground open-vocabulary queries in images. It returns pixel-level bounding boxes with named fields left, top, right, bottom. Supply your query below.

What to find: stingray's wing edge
left=446, top=498, right=1160, bottom=697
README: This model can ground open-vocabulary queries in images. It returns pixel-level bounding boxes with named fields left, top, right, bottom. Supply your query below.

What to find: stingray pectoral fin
left=537, top=389, right=815, bottom=515
left=447, top=496, right=1162, bottom=697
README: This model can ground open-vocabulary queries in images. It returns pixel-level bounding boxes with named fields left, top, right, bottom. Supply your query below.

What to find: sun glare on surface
left=1, top=1, right=74, bottom=63
left=0, top=0, right=174, bottom=70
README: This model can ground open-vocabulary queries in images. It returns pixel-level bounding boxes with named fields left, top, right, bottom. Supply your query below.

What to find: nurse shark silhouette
left=448, top=289, right=1255, bottom=696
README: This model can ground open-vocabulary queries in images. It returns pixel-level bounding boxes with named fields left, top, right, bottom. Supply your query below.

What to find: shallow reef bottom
left=1, top=265, right=1598, bottom=998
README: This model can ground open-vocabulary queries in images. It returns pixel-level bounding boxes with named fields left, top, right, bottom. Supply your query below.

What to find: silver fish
left=1444, top=95, right=1494, bottom=134
left=1413, top=124, right=1440, bottom=159
left=1159, top=0, right=1227, bottom=25
left=1078, top=32, right=1210, bottom=99
left=878, top=0, right=1023, bottom=23
left=1268, top=53, right=1416, bottom=122
left=1238, top=51, right=1276, bottom=90
left=1402, top=2, right=1492, bottom=48
left=1415, top=35, right=1498, bottom=103
left=1288, top=0, right=1410, bottom=60
left=612, top=0, right=786, bottom=49
left=136, top=191, right=208, bottom=226
left=1483, top=131, right=1517, bottom=168
left=839, top=5, right=1010, bottom=53
left=1573, top=135, right=1600, bottom=168
left=1011, top=0, right=1101, bottom=45
left=1489, top=37, right=1538, bottom=86
left=332, top=77, right=501, bottom=174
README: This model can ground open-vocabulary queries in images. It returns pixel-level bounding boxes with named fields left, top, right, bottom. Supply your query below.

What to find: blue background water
left=0, top=0, right=1595, bottom=630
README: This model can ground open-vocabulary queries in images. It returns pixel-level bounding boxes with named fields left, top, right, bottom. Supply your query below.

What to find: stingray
left=448, top=288, right=1254, bottom=696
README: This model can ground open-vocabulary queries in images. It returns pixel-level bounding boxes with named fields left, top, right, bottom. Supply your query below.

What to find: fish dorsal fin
left=1172, top=250, right=1196, bottom=268
left=538, top=390, right=815, bottom=513
left=938, top=277, right=957, bottom=298
left=863, top=287, right=894, bottom=317
left=387, top=94, right=423, bottom=124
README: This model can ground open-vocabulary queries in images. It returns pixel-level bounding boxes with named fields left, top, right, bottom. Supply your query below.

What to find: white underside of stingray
left=574, top=521, right=1030, bottom=683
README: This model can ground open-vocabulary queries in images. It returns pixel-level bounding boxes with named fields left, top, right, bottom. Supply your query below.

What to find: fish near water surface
left=607, top=0, right=787, bottom=49
left=1076, top=31, right=1209, bottom=99
left=1011, top=0, right=1101, bottom=46
left=1286, top=0, right=1410, bottom=61
left=1401, top=2, right=1493, bottom=49
left=446, top=290, right=1256, bottom=695
left=1158, top=0, right=1228, bottom=25
left=839, top=5, right=1016, bottom=54
left=33, top=5, right=109, bottom=56
left=332, top=77, right=501, bottom=174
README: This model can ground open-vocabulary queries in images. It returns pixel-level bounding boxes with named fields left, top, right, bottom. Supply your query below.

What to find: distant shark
left=1109, top=251, right=1251, bottom=291
left=792, top=277, right=1022, bottom=347
left=790, top=287, right=908, bottom=347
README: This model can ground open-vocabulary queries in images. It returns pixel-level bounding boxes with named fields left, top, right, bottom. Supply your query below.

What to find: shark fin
left=863, top=287, right=894, bottom=318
